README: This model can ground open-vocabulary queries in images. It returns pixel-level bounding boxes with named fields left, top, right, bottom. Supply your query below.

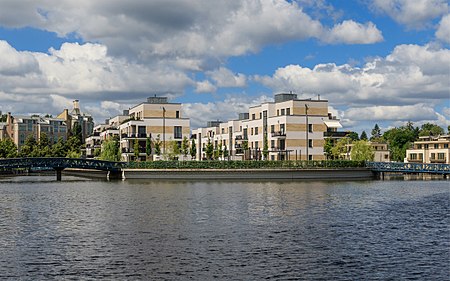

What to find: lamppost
left=305, top=104, right=309, bottom=161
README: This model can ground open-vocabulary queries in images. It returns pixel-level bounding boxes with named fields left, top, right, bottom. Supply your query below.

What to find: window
left=438, top=153, right=445, bottom=160
left=286, top=108, right=290, bottom=115
left=434, top=144, right=439, bottom=149
left=271, top=140, right=275, bottom=148
left=417, top=144, right=422, bottom=149
left=271, top=125, right=275, bottom=133
left=176, top=111, right=180, bottom=118
left=308, top=124, right=313, bottom=133
left=243, top=128, right=248, bottom=139
left=255, top=141, right=259, bottom=149
left=309, top=139, right=313, bottom=148
left=277, top=110, right=279, bottom=116
left=251, top=128, right=254, bottom=135
left=255, top=127, right=259, bottom=135
left=430, top=153, right=435, bottom=160
left=280, top=124, right=285, bottom=133
left=410, top=153, right=417, bottom=160
left=309, top=155, right=313, bottom=161
left=221, top=128, right=224, bottom=134
left=174, top=126, right=182, bottom=139
left=252, top=114, right=256, bottom=120
left=444, top=144, right=448, bottom=148
left=424, top=144, right=429, bottom=149
left=259, top=112, right=262, bottom=119
left=281, top=109, right=285, bottom=115
left=419, top=154, right=423, bottom=160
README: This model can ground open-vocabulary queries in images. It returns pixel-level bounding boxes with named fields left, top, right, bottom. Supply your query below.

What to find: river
left=0, top=175, right=448, bottom=280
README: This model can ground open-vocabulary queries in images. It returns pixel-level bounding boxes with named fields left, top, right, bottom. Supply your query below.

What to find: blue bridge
left=366, top=161, right=450, bottom=176
left=0, top=158, right=124, bottom=181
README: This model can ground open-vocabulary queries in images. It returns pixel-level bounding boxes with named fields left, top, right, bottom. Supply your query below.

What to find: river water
left=0, top=175, right=448, bottom=280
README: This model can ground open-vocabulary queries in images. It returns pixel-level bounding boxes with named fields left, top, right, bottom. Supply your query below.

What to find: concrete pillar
left=55, top=168, right=64, bottom=181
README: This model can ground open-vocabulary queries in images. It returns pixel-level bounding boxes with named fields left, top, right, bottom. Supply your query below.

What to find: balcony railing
left=271, top=131, right=286, bottom=137
left=121, top=133, right=149, bottom=139
left=122, top=148, right=146, bottom=154
left=430, top=158, right=446, bottom=163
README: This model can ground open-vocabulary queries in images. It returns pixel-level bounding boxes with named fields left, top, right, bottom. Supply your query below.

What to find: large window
left=438, top=153, right=445, bottom=160
left=255, top=127, right=259, bottom=135
left=308, top=124, right=313, bottom=133
left=309, top=139, right=313, bottom=148
left=174, top=126, right=182, bottom=139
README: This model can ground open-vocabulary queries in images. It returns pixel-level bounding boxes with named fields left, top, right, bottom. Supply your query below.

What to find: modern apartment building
left=405, top=135, right=450, bottom=164
left=57, top=100, right=94, bottom=143
left=119, top=96, right=190, bottom=162
left=344, top=142, right=390, bottom=162
left=193, top=93, right=339, bottom=161
left=4, top=113, right=67, bottom=150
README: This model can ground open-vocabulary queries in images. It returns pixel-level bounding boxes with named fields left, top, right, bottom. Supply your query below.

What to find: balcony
left=407, top=158, right=423, bottom=163
left=271, top=131, right=286, bottom=138
left=121, top=133, right=149, bottom=139
left=430, top=158, right=446, bottom=163
left=122, top=148, right=146, bottom=154
left=324, top=131, right=348, bottom=138
left=235, top=135, right=247, bottom=141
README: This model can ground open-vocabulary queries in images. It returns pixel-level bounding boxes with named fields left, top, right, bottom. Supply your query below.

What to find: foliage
left=346, top=132, right=359, bottom=141
left=94, top=148, right=101, bottom=158
left=190, top=138, right=197, bottom=159
left=133, top=139, right=140, bottom=160
left=125, top=160, right=366, bottom=169
left=154, top=134, right=161, bottom=156
left=52, top=137, right=67, bottom=157
left=331, top=137, right=350, bottom=159
left=350, top=140, right=374, bottom=161
left=205, top=138, right=214, bottom=160
left=324, top=138, right=334, bottom=159
left=146, top=137, right=152, bottom=157
left=382, top=122, right=418, bottom=161
left=100, top=139, right=121, bottom=161
left=418, top=123, right=444, bottom=137
left=72, top=123, right=83, bottom=143
left=263, top=135, right=269, bottom=159
left=360, top=131, right=368, bottom=140
left=19, top=135, right=37, bottom=157
left=0, top=139, right=17, bottom=158
left=223, top=144, right=229, bottom=159
left=66, top=135, right=81, bottom=157
left=371, top=124, right=381, bottom=140
left=181, top=136, right=189, bottom=157
left=166, top=140, right=180, bottom=160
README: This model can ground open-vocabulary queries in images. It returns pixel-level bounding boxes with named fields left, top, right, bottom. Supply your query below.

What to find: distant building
left=192, top=93, right=339, bottom=161
left=344, top=141, right=390, bottom=162
left=118, top=96, right=190, bottom=162
left=4, top=113, right=67, bottom=150
left=57, top=100, right=94, bottom=143
left=405, top=135, right=450, bottom=164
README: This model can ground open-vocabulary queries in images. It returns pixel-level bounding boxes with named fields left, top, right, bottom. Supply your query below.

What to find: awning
left=323, top=120, right=342, bottom=128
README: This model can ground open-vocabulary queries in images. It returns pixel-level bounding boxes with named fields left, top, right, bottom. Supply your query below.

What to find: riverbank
left=63, top=168, right=375, bottom=180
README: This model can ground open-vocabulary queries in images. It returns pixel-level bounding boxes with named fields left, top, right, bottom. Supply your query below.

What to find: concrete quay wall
left=121, top=168, right=375, bottom=180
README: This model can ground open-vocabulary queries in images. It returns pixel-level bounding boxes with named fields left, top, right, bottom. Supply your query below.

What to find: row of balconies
left=121, top=133, right=150, bottom=139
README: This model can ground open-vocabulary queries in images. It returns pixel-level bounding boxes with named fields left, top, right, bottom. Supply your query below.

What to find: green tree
left=223, top=144, right=229, bottom=159
left=0, top=139, right=17, bottom=158
left=72, top=123, right=83, bottom=143
left=154, top=134, right=161, bottom=156
left=350, top=140, right=374, bottom=161
left=146, top=137, right=152, bottom=160
left=65, top=135, right=81, bottom=158
left=324, top=138, right=334, bottom=159
left=36, top=132, right=52, bottom=157
left=52, top=137, right=67, bottom=157
left=19, top=135, right=37, bottom=157
left=100, top=138, right=121, bottom=161
left=133, top=140, right=140, bottom=161
left=205, top=138, right=214, bottom=160
left=418, top=123, right=444, bottom=137
left=331, top=137, right=350, bottom=159
left=383, top=122, right=418, bottom=161
left=190, top=138, right=197, bottom=160
left=346, top=131, right=359, bottom=141
left=371, top=124, right=381, bottom=140
left=242, top=140, right=249, bottom=160
left=263, top=135, right=269, bottom=160
left=181, top=136, right=189, bottom=158
left=360, top=131, right=368, bottom=140
left=94, top=148, right=101, bottom=158
left=167, top=140, right=180, bottom=160
left=218, top=142, right=223, bottom=160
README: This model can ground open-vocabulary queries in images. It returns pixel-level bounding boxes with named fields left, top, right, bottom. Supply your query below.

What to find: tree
left=19, top=135, right=37, bottom=157
left=418, top=123, right=444, bottom=137
left=181, top=136, right=189, bottom=159
left=324, top=138, right=334, bottom=159
left=36, top=132, right=52, bottom=157
left=242, top=140, right=249, bottom=160
left=371, top=124, right=381, bottom=140
left=190, top=138, right=197, bottom=160
left=133, top=140, right=140, bottom=161
left=360, top=131, right=368, bottom=140
left=154, top=134, right=161, bottom=156
left=205, top=138, right=214, bottom=160
left=331, top=137, right=350, bottom=159
left=72, top=122, right=83, bottom=143
left=52, top=137, right=67, bottom=157
left=167, top=140, right=180, bottom=160
left=350, top=140, right=374, bottom=161
left=223, top=144, right=229, bottom=159
left=0, top=139, right=17, bottom=158
left=65, top=135, right=81, bottom=158
left=218, top=141, right=223, bottom=160
left=100, top=139, right=121, bottom=161
left=146, top=137, right=152, bottom=160
left=383, top=122, right=419, bottom=161
left=263, top=135, right=269, bottom=160
left=346, top=131, right=359, bottom=141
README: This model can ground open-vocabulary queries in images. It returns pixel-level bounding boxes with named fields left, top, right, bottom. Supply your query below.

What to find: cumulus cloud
left=325, top=20, right=383, bottom=44
left=195, top=80, right=217, bottom=93
left=207, top=67, right=247, bottom=88
left=344, top=104, right=438, bottom=121
left=371, top=0, right=448, bottom=29
left=436, top=14, right=450, bottom=43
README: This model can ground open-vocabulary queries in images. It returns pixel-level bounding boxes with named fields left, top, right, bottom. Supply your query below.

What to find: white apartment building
left=193, top=93, right=339, bottom=161
left=119, top=96, right=190, bottom=162
left=405, top=135, right=450, bottom=164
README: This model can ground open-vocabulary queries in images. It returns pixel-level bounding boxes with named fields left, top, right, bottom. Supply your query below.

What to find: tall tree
left=371, top=124, right=381, bottom=140
left=360, top=131, right=368, bottom=140
left=19, top=135, right=37, bottom=157
left=0, top=139, right=17, bottom=158
left=418, top=123, right=444, bottom=137
left=65, top=135, right=82, bottom=158
left=350, top=140, right=374, bottom=161
left=100, top=138, right=121, bottom=161
left=331, top=137, right=351, bottom=159
left=324, top=138, right=334, bottom=160
left=154, top=134, right=161, bottom=156
left=133, top=140, right=140, bottom=161
left=346, top=132, right=359, bottom=141
left=263, top=135, right=269, bottom=160
left=52, top=137, right=67, bottom=157
left=190, top=138, right=197, bottom=160
left=205, top=138, right=214, bottom=160
left=181, top=136, right=189, bottom=158
left=383, top=122, right=419, bottom=161
left=146, top=137, right=152, bottom=160
left=223, top=144, right=229, bottom=159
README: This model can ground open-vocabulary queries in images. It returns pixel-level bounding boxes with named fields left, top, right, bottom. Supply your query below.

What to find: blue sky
left=0, top=0, right=448, bottom=133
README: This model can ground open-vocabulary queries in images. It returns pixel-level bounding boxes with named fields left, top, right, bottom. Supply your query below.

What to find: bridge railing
left=366, top=161, right=450, bottom=174
left=0, top=158, right=124, bottom=171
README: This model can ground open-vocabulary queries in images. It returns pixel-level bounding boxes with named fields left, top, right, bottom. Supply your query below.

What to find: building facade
left=57, top=100, right=94, bottom=143
left=193, top=93, right=339, bottom=161
left=119, top=97, right=190, bottom=162
left=405, top=135, right=450, bottom=164
left=344, top=142, right=390, bottom=162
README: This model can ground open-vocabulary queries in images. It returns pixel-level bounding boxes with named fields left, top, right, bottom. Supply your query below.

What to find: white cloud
left=325, top=20, right=383, bottom=44
left=436, top=14, right=450, bottom=43
left=195, top=80, right=217, bottom=93
left=207, top=67, right=247, bottom=88
left=372, top=0, right=448, bottom=29
left=344, top=104, right=438, bottom=121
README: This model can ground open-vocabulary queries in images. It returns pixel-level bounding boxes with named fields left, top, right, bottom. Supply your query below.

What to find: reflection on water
left=0, top=176, right=448, bottom=280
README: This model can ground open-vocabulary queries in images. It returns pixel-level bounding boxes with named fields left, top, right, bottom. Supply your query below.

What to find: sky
left=0, top=0, right=448, bottom=134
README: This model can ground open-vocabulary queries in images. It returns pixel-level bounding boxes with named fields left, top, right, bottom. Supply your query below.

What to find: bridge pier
left=54, top=168, right=64, bottom=181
